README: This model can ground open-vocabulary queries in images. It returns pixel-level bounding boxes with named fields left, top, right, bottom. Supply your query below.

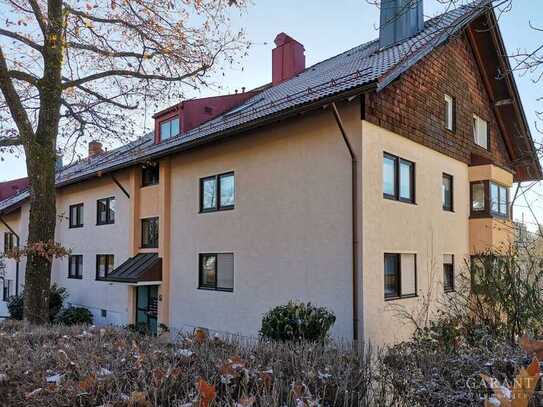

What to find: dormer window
left=160, top=117, right=180, bottom=141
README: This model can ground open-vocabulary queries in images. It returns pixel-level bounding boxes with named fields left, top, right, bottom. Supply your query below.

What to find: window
left=200, top=172, right=235, bottom=212
left=383, top=153, right=415, bottom=203
left=384, top=253, right=417, bottom=300
left=444, top=94, right=455, bottom=132
left=443, top=254, right=454, bottom=292
left=68, top=255, right=83, bottom=279
left=159, top=117, right=180, bottom=141
left=97, top=197, right=115, bottom=225
left=141, top=162, right=159, bottom=187
left=2, top=279, right=12, bottom=301
left=141, top=217, right=159, bottom=249
left=471, top=181, right=510, bottom=218
left=199, top=253, right=234, bottom=292
left=3, top=232, right=14, bottom=253
left=69, top=203, right=84, bottom=228
left=473, top=115, right=489, bottom=149
left=96, top=254, right=114, bottom=280
left=471, top=182, right=486, bottom=213
left=490, top=182, right=509, bottom=217
left=442, top=174, right=453, bottom=211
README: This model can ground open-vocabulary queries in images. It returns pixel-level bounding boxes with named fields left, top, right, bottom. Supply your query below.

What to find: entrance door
left=136, top=285, right=158, bottom=335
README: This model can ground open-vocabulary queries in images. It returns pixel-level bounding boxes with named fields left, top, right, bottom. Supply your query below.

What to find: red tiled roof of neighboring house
left=0, top=177, right=28, bottom=201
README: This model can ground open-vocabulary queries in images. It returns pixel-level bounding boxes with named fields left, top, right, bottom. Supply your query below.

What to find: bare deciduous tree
left=0, top=0, right=247, bottom=323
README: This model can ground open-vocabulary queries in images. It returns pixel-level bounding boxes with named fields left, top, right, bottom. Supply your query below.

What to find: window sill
left=198, top=286, right=233, bottom=293
left=443, top=208, right=454, bottom=213
left=383, top=195, right=417, bottom=206
left=96, top=222, right=115, bottom=226
left=67, top=276, right=82, bottom=280
left=141, top=183, right=159, bottom=189
left=385, top=294, right=417, bottom=302
left=199, top=206, right=235, bottom=214
left=444, top=289, right=455, bottom=294
left=69, top=225, right=84, bottom=229
left=469, top=213, right=511, bottom=221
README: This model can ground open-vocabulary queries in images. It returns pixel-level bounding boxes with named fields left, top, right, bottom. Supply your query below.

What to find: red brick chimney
left=272, top=33, right=305, bottom=85
left=88, top=140, right=104, bottom=157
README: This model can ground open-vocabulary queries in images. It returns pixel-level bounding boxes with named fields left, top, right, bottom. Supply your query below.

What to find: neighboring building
left=0, top=1, right=541, bottom=343
left=0, top=178, right=27, bottom=316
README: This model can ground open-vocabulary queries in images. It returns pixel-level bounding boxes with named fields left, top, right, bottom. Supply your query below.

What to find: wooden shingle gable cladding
left=365, top=33, right=514, bottom=177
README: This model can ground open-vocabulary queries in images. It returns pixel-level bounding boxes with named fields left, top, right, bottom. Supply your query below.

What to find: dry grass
left=0, top=321, right=392, bottom=407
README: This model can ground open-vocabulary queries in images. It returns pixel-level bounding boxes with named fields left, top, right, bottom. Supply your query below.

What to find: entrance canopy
left=105, top=253, right=162, bottom=284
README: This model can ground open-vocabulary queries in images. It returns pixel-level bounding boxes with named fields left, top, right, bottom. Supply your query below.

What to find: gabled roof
left=0, top=0, right=539, bottom=214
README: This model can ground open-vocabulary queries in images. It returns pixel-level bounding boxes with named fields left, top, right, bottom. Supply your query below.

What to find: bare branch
left=0, top=28, right=43, bottom=53
left=62, top=65, right=210, bottom=89
left=27, top=0, right=47, bottom=35
left=0, top=136, right=22, bottom=147
left=8, top=70, right=39, bottom=86
left=65, top=41, right=157, bottom=60
left=0, top=45, right=34, bottom=141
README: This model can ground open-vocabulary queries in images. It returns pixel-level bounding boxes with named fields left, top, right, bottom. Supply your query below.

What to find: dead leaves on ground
left=196, top=378, right=216, bottom=407
left=482, top=357, right=541, bottom=407
left=520, top=335, right=543, bottom=360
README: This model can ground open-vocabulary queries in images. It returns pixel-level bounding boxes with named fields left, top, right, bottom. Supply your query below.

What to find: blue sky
left=0, top=0, right=542, bottom=226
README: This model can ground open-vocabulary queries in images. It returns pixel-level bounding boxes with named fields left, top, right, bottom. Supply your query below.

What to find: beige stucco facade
left=0, top=99, right=520, bottom=344
left=51, top=173, right=132, bottom=325
left=360, top=121, right=471, bottom=344
left=167, top=102, right=358, bottom=338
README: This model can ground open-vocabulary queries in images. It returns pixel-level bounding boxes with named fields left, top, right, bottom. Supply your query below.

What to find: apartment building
left=0, top=1, right=540, bottom=343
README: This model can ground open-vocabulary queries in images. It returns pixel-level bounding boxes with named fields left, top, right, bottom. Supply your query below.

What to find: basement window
left=159, top=117, right=180, bottom=141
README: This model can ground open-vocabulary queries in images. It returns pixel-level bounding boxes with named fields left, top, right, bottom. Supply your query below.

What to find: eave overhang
left=465, top=10, right=542, bottom=182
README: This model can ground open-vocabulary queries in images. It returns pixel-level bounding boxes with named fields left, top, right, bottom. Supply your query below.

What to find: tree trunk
left=22, top=0, right=64, bottom=323
left=23, top=139, right=57, bottom=324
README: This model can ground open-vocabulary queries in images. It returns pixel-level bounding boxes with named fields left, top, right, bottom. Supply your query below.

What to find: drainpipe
left=330, top=102, right=359, bottom=342
left=0, top=215, right=20, bottom=296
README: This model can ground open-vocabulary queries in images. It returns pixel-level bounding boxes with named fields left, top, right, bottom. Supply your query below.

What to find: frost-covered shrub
left=383, top=332, right=538, bottom=406
left=56, top=306, right=93, bottom=326
left=7, top=284, right=67, bottom=321
left=260, top=301, right=336, bottom=342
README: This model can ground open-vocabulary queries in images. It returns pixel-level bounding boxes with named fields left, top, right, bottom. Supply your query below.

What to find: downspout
left=0, top=215, right=20, bottom=296
left=330, top=102, right=359, bottom=342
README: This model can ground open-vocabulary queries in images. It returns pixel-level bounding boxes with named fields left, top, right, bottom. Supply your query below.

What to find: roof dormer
left=153, top=91, right=259, bottom=144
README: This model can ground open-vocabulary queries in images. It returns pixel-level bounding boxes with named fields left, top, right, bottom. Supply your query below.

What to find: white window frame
left=444, top=94, right=454, bottom=131
left=473, top=114, right=488, bottom=149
